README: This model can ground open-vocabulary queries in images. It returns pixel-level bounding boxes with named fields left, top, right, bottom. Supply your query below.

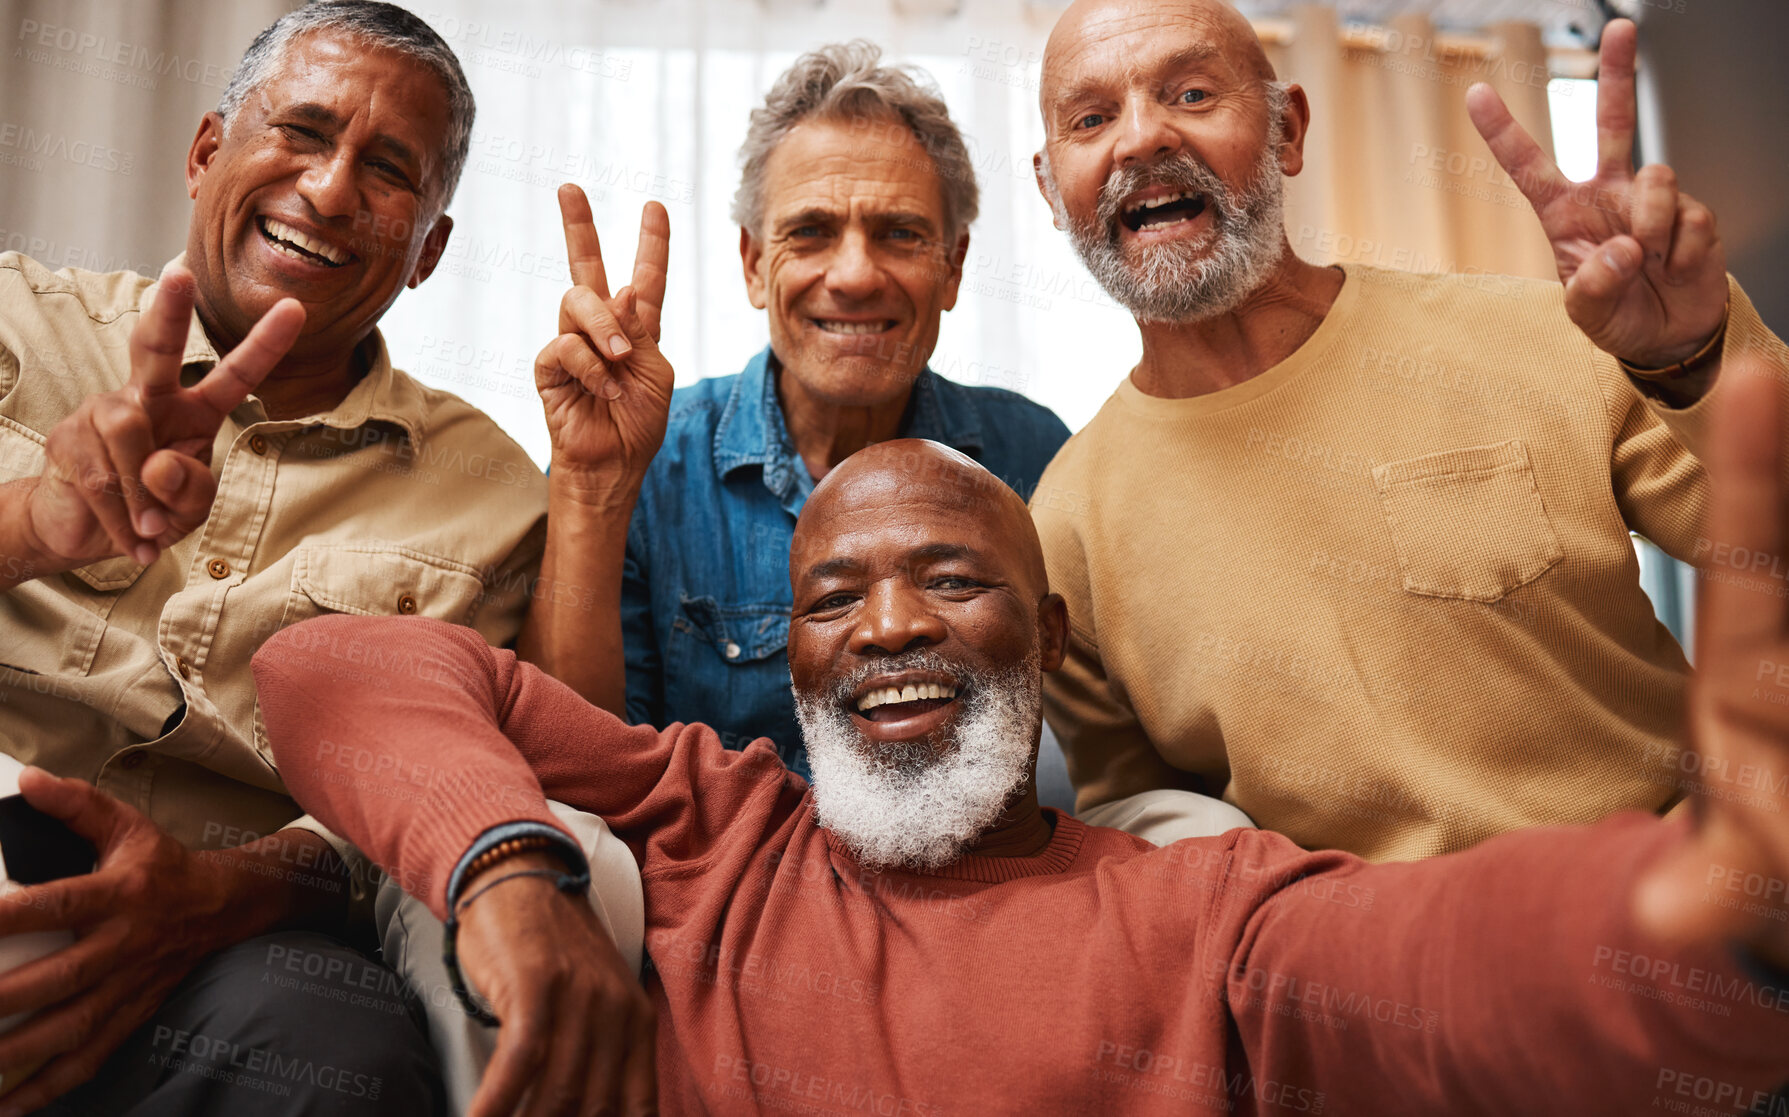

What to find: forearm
left=256, top=615, right=583, bottom=918
left=192, top=828, right=354, bottom=948
left=0, top=478, right=56, bottom=592
left=516, top=474, right=638, bottom=716
left=1224, top=816, right=1789, bottom=1113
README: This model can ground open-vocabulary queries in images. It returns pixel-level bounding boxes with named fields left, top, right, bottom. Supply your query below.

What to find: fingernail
left=134, top=543, right=158, bottom=566
left=1602, top=249, right=1628, bottom=274
left=138, top=509, right=166, bottom=537
left=609, top=335, right=631, bottom=358
left=600, top=378, right=624, bottom=401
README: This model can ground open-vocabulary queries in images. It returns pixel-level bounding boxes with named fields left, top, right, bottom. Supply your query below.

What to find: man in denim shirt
left=522, top=42, right=1068, bottom=778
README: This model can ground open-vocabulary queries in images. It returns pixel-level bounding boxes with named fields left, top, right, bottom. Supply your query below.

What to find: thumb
left=142, top=450, right=217, bottom=540
left=17, top=767, right=129, bottom=851
left=1563, top=236, right=1644, bottom=341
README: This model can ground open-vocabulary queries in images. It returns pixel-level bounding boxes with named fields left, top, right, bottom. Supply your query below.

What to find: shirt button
left=118, top=751, right=145, bottom=771
left=397, top=593, right=418, bottom=615
left=175, top=657, right=191, bottom=680
left=724, top=641, right=741, bottom=659
left=249, top=434, right=269, bottom=455
left=207, top=558, right=230, bottom=579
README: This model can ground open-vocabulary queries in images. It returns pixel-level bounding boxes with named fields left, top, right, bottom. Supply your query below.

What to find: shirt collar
left=713, top=345, right=987, bottom=494
left=160, top=253, right=430, bottom=445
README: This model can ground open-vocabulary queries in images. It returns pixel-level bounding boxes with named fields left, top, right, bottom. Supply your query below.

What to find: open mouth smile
left=855, top=679, right=960, bottom=722
left=258, top=216, right=352, bottom=268
left=1119, top=191, right=1209, bottom=233
left=812, top=318, right=898, bottom=335
left=846, top=671, right=964, bottom=738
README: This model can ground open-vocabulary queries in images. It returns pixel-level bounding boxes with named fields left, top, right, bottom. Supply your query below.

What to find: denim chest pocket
left=665, top=593, right=795, bottom=750
left=1371, top=440, right=1563, bottom=604
left=671, top=595, right=790, bottom=664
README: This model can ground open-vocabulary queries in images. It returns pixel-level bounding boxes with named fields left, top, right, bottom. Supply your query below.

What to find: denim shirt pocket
left=666, top=594, right=795, bottom=754
left=672, top=595, right=789, bottom=663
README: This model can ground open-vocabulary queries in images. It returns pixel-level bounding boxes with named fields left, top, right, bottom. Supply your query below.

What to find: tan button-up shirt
left=0, top=252, right=547, bottom=864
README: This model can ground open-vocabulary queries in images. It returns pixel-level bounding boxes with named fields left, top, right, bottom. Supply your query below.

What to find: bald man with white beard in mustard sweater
left=1028, top=0, right=1789, bottom=860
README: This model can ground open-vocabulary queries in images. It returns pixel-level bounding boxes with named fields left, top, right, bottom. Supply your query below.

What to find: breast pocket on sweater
left=1372, top=440, right=1562, bottom=604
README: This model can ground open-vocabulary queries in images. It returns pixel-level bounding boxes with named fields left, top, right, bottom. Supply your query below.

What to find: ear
left=186, top=112, right=225, bottom=200
left=740, top=226, right=768, bottom=310
left=1038, top=592, right=1069, bottom=674
left=1033, top=151, right=1066, bottom=231
left=938, top=231, right=969, bottom=313
left=408, top=214, right=453, bottom=289
left=1277, top=84, right=1313, bottom=178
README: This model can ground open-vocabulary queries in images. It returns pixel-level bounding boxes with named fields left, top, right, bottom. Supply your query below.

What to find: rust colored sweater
left=256, top=616, right=1789, bottom=1116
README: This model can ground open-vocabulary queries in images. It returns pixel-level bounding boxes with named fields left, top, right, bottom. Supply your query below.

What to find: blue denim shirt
left=621, top=346, right=1070, bottom=778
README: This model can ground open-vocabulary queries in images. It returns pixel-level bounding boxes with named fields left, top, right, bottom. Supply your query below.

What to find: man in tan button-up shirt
left=0, top=4, right=545, bottom=1113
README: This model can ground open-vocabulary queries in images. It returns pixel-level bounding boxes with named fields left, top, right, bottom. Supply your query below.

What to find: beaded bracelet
left=442, top=857, right=589, bottom=1025
left=459, top=835, right=558, bottom=885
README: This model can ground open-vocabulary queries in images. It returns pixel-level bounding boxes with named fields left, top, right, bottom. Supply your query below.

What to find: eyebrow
left=906, top=542, right=981, bottom=566
left=1054, top=42, right=1223, bottom=109
left=802, top=556, right=864, bottom=582
left=773, top=208, right=839, bottom=234
left=800, top=542, right=984, bottom=584
left=282, top=101, right=421, bottom=169
left=772, top=207, right=940, bottom=236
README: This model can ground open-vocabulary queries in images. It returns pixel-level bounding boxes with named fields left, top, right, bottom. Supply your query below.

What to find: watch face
left=0, top=796, right=95, bottom=885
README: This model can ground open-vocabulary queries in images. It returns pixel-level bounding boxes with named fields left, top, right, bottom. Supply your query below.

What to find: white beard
left=1048, top=104, right=1289, bottom=324
left=795, top=649, right=1042, bottom=873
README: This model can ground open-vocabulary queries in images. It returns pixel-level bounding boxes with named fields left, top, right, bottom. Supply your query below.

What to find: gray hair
left=217, top=1, right=475, bottom=210
left=732, top=41, right=979, bottom=241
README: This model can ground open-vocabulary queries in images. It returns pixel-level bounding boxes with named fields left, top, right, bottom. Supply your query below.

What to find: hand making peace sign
left=25, top=265, right=305, bottom=572
left=536, top=184, right=675, bottom=494
left=1466, top=18, right=1728, bottom=370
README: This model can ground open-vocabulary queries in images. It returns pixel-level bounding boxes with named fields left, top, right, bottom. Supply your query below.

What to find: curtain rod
left=1251, top=18, right=1599, bottom=79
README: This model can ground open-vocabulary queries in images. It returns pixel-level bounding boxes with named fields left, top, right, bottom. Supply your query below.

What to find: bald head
left=794, top=439, right=1049, bottom=598
left=1042, top=0, right=1275, bottom=126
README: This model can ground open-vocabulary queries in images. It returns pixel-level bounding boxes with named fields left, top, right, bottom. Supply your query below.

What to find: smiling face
left=183, top=30, right=455, bottom=361
left=787, top=441, right=1067, bottom=869
left=742, top=116, right=968, bottom=410
left=1037, top=0, right=1306, bottom=321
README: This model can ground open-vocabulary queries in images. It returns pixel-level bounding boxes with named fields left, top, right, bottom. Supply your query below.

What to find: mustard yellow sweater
left=1032, top=266, right=1789, bottom=862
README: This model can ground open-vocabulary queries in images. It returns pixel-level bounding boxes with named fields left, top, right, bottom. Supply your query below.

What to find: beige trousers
left=1078, top=789, right=1257, bottom=846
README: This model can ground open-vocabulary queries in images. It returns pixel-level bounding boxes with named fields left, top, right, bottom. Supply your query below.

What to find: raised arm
left=516, top=186, right=674, bottom=714
left=254, top=613, right=675, bottom=1117
left=254, top=612, right=795, bottom=908
left=1468, top=18, right=1787, bottom=419
left=259, top=614, right=639, bottom=913
left=1, top=265, right=303, bottom=592
left=1209, top=815, right=1789, bottom=1115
